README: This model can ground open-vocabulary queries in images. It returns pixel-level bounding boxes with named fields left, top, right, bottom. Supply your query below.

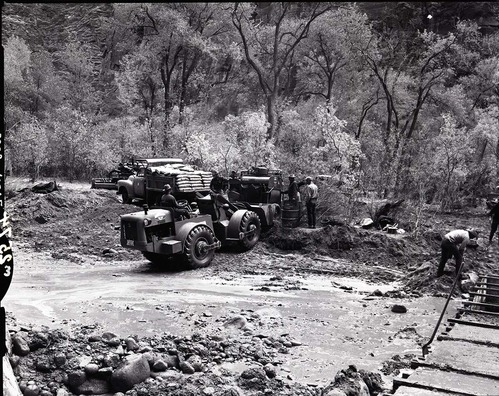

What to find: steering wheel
left=177, top=199, right=188, bottom=207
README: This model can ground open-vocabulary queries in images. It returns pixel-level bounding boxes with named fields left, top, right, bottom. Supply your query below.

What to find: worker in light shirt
left=437, top=229, right=478, bottom=277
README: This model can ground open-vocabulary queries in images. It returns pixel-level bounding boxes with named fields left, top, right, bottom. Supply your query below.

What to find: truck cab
left=117, top=158, right=184, bottom=204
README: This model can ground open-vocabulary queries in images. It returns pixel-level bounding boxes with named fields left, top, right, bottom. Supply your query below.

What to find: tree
left=8, top=118, right=49, bottom=181
left=359, top=26, right=456, bottom=196
left=297, top=6, right=372, bottom=104
left=230, top=2, right=332, bottom=140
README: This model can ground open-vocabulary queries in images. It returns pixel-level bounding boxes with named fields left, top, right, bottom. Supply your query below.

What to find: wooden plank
left=461, top=300, right=499, bottom=309
left=393, top=368, right=499, bottom=396
left=393, top=386, right=459, bottom=396
left=448, top=318, right=499, bottom=329
left=469, top=292, right=499, bottom=298
left=457, top=308, right=499, bottom=317
left=423, top=340, right=499, bottom=379
left=472, top=286, right=499, bottom=292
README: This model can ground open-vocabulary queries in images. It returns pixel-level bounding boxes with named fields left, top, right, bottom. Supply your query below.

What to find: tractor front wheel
left=119, top=188, right=131, bottom=204
left=239, top=211, right=261, bottom=251
left=184, top=226, right=216, bottom=269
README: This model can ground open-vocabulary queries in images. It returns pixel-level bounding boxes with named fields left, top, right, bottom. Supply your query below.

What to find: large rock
left=74, top=379, right=110, bottom=395
left=125, top=337, right=139, bottom=351
left=29, top=332, right=49, bottom=351
left=67, top=370, right=86, bottom=390
left=152, top=360, right=168, bottom=372
left=238, top=367, right=268, bottom=391
left=12, top=334, right=30, bottom=356
left=23, top=384, right=40, bottom=396
left=110, top=354, right=151, bottom=392
left=391, top=304, right=407, bottom=313
left=163, top=354, right=179, bottom=369
left=187, top=355, right=203, bottom=372
left=323, top=365, right=370, bottom=396
left=179, top=361, right=195, bottom=374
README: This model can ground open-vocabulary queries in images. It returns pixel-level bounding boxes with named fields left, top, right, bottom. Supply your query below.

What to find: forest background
left=3, top=2, right=499, bottom=212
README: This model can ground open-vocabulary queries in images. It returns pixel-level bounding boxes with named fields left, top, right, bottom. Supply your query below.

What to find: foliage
left=3, top=1, right=499, bottom=213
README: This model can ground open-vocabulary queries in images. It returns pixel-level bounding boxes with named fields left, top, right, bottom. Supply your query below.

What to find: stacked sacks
left=175, top=173, right=205, bottom=192
left=200, top=171, right=213, bottom=189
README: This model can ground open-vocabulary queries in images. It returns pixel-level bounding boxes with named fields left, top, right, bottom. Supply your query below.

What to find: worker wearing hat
left=160, top=184, right=190, bottom=219
left=437, top=229, right=478, bottom=277
left=284, top=174, right=300, bottom=203
left=303, top=176, right=319, bottom=228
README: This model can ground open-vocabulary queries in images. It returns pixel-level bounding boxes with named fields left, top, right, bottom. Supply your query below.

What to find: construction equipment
left=120, top=193, right=261, bottom=269
left=116, top=158, right=212, bottom=205
left=227, top=166, right=283, bottom=228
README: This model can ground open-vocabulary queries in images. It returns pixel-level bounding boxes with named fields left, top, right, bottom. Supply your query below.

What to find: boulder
left=125, top=337, right=139, bottom=351
left=110, top=354, right=151, bottom=392
left=56, top=390, right=69, bottom=396
left=391, top=304, right=407, bottom=313
left=187, top=355, right=203, bottom=372
left=223, top=315, right=248, bottom=330
left=67, top=370, right=86, bottom=390
left=84, top=363, right=100, bottom=375
left=35, top=357, right=51, bottom=372
left=54, top=352, right=66, bottom=367
left=12, top=334, right=30, bottom=356
left=164, top=354, right=179, bottom=368
left=239, top=367, right=268, bottom=391
left=88, top=335, right=102, bottom=342
left=179, top=361, right=195, bottom=374
left=323, top=365, right=370, bottom=396
left=24, top=384, right=40, bottom=396
left=152, top=360, right=168, bottom=372
left=264, top=363, right=276, bottom=378
left=29, top=332, right=49, bottom=351
left=102, top=332, right=119, bottom=342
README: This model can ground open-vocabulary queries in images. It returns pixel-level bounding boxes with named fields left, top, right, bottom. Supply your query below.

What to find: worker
left=284, top=174, right=300, bottom=203
left=159, top=184, right=190, bottom=219
left=437, top=229, right=478, bottom=277
left=210, top=170, right=227, bottom=193
left=489, top=188, right=499, bottom=244
left=302, top=176, right=319, bottom=228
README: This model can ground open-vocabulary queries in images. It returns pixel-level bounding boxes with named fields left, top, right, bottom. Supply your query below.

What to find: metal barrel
left=281, top=208, right=301, bottom=228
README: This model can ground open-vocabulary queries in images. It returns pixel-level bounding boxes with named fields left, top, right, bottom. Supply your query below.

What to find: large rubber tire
left=239, top=211, right=261, bottom=251
left=142, top=251, right=164, bottom=266
left=184, top=225, right=216, bottom=269
left=119, top=188, right=131, bottom=204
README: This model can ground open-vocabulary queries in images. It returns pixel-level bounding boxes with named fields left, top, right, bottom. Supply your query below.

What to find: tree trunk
left=266, top=93, right=277, bottom=140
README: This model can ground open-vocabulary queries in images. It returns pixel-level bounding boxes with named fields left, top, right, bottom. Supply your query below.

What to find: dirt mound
left=267, top=224, right=427, bottom=268
left=8, top=188, right=119, bottom=226
left=7, top=187, right=137, bottom=261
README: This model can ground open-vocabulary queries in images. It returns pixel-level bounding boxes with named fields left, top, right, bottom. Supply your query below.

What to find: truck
left=116, top=158, right=212, bottom=205
left=120, top=193, right=262, bottom=269
left=91, top=163, right=136, bottom=190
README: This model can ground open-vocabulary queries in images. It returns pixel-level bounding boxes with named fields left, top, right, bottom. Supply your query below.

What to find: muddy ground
left=3, top=178, right=499, bottom=396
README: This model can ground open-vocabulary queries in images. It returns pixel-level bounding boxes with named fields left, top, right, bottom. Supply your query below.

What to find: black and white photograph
left=2, top=2, right=499, bottom=395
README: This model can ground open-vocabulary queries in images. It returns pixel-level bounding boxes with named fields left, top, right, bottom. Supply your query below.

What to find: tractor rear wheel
left=239, top=211, right=261, bottom=251
left=184, top=225, right=216, bottom=269
left=142, top=251, right=164, bottom=265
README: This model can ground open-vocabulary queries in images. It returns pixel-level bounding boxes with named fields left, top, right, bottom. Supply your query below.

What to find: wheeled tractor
left=120, top=194, right=262, bottom=269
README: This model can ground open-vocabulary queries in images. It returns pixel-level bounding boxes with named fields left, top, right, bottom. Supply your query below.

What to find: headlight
left=143, top=219, right=152, bottom=226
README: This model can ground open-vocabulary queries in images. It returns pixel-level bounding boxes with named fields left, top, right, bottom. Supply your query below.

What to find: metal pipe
left=421, top=261, right=468, bottom=357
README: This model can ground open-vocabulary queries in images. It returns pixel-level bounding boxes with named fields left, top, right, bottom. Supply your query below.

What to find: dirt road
left=4, top=243, right=455, bottom=386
